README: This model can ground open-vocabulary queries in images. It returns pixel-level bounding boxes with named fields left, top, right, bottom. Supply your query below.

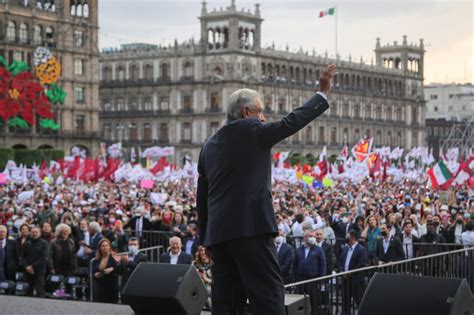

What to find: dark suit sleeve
left=338, top=247, right=345, bottom=272
left=318, top=248, right=327, bottom=278
left=394, top=238, right=404, bottom=261
left=354, top=246, right=367, bottom=269
left=196, top=149, right=208, bottom=246
left=32, top=242, right=49, bottom=273
left=292, top=249, right=300, bottom=281
left=325, top=245, right=334, bottom=274
left=281, top=247, right=293, bottom=274
left=255, top=93, right=329, bottom=148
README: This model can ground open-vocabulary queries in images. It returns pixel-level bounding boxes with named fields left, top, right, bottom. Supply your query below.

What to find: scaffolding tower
left=440, top=118, right=473, bottom=158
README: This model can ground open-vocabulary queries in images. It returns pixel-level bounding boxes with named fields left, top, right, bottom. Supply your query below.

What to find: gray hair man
left=197, top=64, right=336, bottom=314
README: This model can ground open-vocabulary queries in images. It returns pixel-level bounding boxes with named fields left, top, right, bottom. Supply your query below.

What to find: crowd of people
left=0, top=175, right=473, bottom=305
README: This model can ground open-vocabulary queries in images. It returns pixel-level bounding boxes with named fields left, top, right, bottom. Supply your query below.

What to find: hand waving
left=319, top=64, right=337, bottom=95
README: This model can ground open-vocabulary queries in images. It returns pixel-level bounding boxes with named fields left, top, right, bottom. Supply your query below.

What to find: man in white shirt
left=400, top=222, right=419, bottom=259
left=159, top=236, right=192, bottom=265
left=461, top=221, right=474, bottom=250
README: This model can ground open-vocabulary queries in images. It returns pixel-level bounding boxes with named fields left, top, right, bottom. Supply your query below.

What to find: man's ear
left=240, top=107, right=247, bottom=118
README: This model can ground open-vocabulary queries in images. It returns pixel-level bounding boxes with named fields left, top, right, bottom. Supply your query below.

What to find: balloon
left=468, top=177, right=474, bottom=189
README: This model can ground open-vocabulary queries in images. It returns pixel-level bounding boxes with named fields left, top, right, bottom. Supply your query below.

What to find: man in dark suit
left=315, top=228, right=333, bottom=275
left=339, top=230, right=367, bottom=315
left=184, top=223, right=200, bottom=258
left=21, top=226, right=49, bottom=297
left=275, top=233, right=293, bottom=284
left=159, top=236, right=193, bottom=265
left=0, top=225, right=19, bottom=282
left=119, top=237, right=148, bottom=291
left=85, top=221, right=103, bottom=262
left=123, top=207, right=151, bottom=242
left=197, top=65, right=336, bottom=314
left=374, top=224, right=404, bottom=265
left=400, top=221, right=419, bottom=259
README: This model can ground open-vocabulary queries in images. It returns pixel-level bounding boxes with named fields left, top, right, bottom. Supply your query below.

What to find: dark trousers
left=210, top=234, right=285, bottom=315
left=26, top=273, right=46, bottom=297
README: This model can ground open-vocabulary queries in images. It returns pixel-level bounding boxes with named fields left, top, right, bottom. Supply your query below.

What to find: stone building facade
left=99, top=1, right=426, bottom=162
left=0, top=0, right=100, bottom=156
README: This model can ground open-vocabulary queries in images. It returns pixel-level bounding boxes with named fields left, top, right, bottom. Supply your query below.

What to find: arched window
left=210, top=92, right=220, bottom=111
left=161, top=63, right=169, bottom=80
left=7, top=21, right=16, bottom=42
left=343, top=128, right=349, bottom=142
left=354, top=128, right=360, bottom=143
left=387, top=131, right=392, bottom=146
left=160, top=96, right=170, bottom=110
left=331, top=127, right=337, bottom=144
left=33, top=25, right=42, bottom=45
left=130, top=64, right=139, bottom=80
left=354, top=103, right=361, bottom=118
left=143, top=97, right=152, bottom=111
left=116, top=124, right=124, bottom=140
left=144, top=64, right=153, bottom=80
left=117, top=98, right=124, bottom=111
left=319, top=126, right=325, bottom=144
left=45, top=26, right=54, bottom=47
left=306, top=125, right=313, bottom=144
left=19, top=23, right=28, bottom=43
left=143, top=123, right=151, bottom=142
left=129, top=123, right=138, bottom=141
left=117, top=66, right=125, bottom=80
left=184, top=61, right=193, bottom=77
left=74, top=30, right=84, bottom=47
left=102, top=66, right=112, bottom=81
left=103, top=125, right=112, bottom=140
left=342, top=103, right=350, bottom=117
left=376, top=130, right=382, bottom=145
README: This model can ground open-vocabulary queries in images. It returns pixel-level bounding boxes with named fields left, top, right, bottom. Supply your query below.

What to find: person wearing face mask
left=274, top=230, right=293, bottom=284
left=118, top=237, right=148, bottom=292
left=292, top=229, right=326, bottom=282
left=446, top=212, right=466, bottom=245
left=123, top=206, right=151, bottom=240
left=292, top=229, right=326, bottom=314
left=339, top=230, right=367, bottom=315
left=373, top=224, right=404, bottom=265
left=419, top=222, right=447, bottom=256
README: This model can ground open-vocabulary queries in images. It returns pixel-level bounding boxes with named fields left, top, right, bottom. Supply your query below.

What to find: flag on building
left=319, top=7, right=335, bottom=18
left=427, top=160, right=453, bottom=189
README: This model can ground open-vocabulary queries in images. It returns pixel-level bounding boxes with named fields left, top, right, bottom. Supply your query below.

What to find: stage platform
left=0, top=296, right=211, bottom=315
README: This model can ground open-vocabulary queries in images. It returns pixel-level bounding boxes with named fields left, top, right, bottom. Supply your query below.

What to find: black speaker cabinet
left=122, top=263, right=209, bottom=315
left=359, top=273, right=474, bottom=315
left=284, top=294, right=309, bottom=315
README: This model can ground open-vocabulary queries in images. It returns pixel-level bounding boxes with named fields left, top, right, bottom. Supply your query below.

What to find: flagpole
left=335, top=4, right=338, bottom=57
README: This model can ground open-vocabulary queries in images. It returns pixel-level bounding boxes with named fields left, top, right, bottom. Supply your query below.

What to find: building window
left=75, top=115, right=85, bottom=132
left=116, top=124, right=124, bottom=140
left=74, top=59, right=84, bottom=76
left=102, top=66, right=112, bottom=81
left=45, top=26, right=54, bottom=47
left=161, top=63, right=169, bottom=80
left=342, top=103, right=349, bottom=117
left=434, top=106, right=438, bottom=112
left=143, top=97, right=152, bottom=111
left=117, top=98, right=125, bottom=111
left=387, top=131, right=392, bottom=146
left=430, top=94, right=438, bottom=100
left=354, top=103, right=360, bottom=118
left=306, top=125, right=313, bottom=143
left=160, top=97, right=169, bottom=110
left=130, top=64, right=139, bottom=80
left=343, top=128, right=348, bottom=142
left=33, top=25, right=42, bottom=45
left=412, top=107, right=418, bottom=124
left=365, top=104, right=372, bottom=119
left=101, top=99, right=111, bottom=111
left=210, top=92, right=220, bottom=111
left=103, top=124, right=112, bottom=140
left=7, top=21, right=16, bottom=42
left=210, top=122, right=219, bottom=136
left=117, top=66, right=125, bottom=80
left=75, top=87, right=85, bottom=103
left=354, top=128, right=360, bottom=143
left=14, top=51, right=24, bottom=61
left=144, top=64, right=153, bottom=80
left=183, top=123, right=192, bottom=141
left=129, top=97, right=138, bottom=111
left=159, top=123, right=168, bottom=141
left=331, top=127, right=337, bottom=144
left=129, top=123, right=138, bottom=141
left=318, top=126, right=325, bottom=144
left=183, top=95, right=192, bottom=111
left=19, top=23, right=28, bottom=43
left=38, top=0, right=56, bottom=11
left=71, top=0, right=89, bottom=17
left=376, top=130, right=382, bottom=145
left=143, top=123, right=151, bottom=142
left=74, top=30, right=84, bottom=47
left=184, top=61, right=193, bottom=77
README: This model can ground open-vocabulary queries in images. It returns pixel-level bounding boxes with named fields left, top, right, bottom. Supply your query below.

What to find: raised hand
left=319, top=64, right=337, bottom=95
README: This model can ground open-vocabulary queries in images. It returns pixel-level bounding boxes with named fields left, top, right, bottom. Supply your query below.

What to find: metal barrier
left=284, top=247, right=474, bottom=315
left=130, top=230, right=174, bottom=249
left=89, top=245, right=164, bottom=302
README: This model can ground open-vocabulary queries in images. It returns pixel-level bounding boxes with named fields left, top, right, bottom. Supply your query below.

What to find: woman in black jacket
left=92, top=238, right=120, bottom=303
left=48, top=224, right=77, bottom=276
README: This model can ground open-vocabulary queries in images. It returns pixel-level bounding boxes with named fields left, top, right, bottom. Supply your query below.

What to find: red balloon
left=469, top=177, right=474, bottom=189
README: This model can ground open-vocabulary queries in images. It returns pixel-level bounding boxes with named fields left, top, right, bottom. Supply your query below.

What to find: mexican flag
left=319, top=7, right=335, bottom=18
left=427, top=160, right=452, bottom=189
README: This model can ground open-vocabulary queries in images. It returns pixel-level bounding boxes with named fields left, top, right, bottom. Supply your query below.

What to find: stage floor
left=0, top=296, right=211, bottom=315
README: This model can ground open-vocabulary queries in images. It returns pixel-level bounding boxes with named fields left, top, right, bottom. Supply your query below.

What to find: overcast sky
left=99, top=0, right=473, bottom=84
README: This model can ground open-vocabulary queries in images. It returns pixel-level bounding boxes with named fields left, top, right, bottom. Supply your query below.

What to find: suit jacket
left=276, top=243, right=293, bottom=284
left=320, top=241, right=334, bottom=275
left=374, top=236, right=405, bottom=264
left=124, top=217, right=151, bottom=233
left=338, top=243, right=367, bottom=272
left=3, top=239, right=19, bottom=281
left=400, top=233, right=420, bottom=259
left=446, top=224, right=465, bottom=244
left=120, top=252, right=148, bottom=289
left=293, top=245, right=327, bottom=281
left=89, top=232, right=104, bottom=259
left=197, top=94, right=329, bottom=246
left=159, top=251, right=193, bottom=265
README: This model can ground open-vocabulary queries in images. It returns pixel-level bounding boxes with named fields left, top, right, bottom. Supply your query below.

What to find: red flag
left=66, top=156, right=80, bottom=178
left=150, top=157, right=168, bottom=175
left=317, top=160, right=328, bottom=177
left=39, top=160, right=47, bottom=178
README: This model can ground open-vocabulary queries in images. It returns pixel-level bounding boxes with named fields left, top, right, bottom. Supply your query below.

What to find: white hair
left=89, top=221, right=101, bottom=234
left=169, top=236, right=182, bottom=246
left=226, top=88, right=261, bottom=121
left=55, top=223, right=71, bottom=237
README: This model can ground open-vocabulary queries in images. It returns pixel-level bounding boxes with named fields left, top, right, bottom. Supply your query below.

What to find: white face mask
left=342, top=217, right=349, bottom=224
left=274, top=236, right=283, bottom=245
left=307, top=237, right=316, bottom=245
left=129, top=245, right=139, bottom=254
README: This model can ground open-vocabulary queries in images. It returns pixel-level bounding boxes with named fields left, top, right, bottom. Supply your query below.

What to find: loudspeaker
left=359, top=273, right=474, bottom=315
left=284, top=294, right=310, bottom=315
left=122, top=263, right=209, bottom=315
